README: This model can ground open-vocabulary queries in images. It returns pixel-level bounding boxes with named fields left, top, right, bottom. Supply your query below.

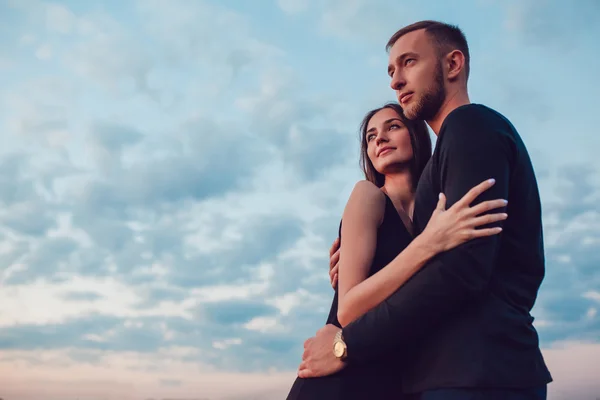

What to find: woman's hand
left=420, top=178, right=508, bottom=254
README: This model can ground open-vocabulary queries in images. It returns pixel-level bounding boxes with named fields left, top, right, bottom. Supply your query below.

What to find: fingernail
left=489, top=178, right=495, bottom=184
left=503, top=200, right=508, bottom=205
left=439, top=193, right=443, bottom=199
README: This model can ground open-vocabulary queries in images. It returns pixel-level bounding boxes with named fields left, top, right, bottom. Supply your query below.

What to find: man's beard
left=403, top=63, right=446, bottom=121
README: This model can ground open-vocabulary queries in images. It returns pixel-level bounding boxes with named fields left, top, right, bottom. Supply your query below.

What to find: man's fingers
left=298, top=368, right=313, bottom=378
left=298, top=360, right=307, bottom=371
left=329, top=237, right=340, bottom=257
left=329, top=263, right=338, bottom=281
left=297, top=360, right=313, bottom=378
left=303, top=338, right=312, bottom=348
left=332, top=273, right=338, bottom=289
left=329, top=248, right=340, bottom=269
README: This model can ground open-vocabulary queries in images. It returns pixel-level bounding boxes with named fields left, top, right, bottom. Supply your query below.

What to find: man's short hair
left=386, top=20, right=470, bottom=79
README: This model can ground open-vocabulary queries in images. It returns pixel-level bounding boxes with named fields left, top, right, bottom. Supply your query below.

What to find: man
left=298, top=21, right=552, bottom=399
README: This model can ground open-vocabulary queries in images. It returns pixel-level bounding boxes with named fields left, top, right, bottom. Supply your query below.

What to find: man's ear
left=445, top=50, right=466, bottom=81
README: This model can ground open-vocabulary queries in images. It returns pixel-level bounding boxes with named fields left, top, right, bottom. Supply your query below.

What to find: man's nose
left=390, top=72, right=405, bottom=91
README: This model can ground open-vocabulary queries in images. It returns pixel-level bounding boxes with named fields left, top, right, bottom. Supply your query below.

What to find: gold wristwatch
left=332, top=330, right=347, bottom=360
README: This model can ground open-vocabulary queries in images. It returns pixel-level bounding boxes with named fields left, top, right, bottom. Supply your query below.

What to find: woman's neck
left=382, top=172, right=415, bottom=220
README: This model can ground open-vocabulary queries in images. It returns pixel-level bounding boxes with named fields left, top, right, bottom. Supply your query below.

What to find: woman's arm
left=336, top=180, right=387, bottom=327
left=336, top=180, right=435, bottom=327
left=337, top=232, right=434, bottom=327
left=337, top=179, right=508, bottom=327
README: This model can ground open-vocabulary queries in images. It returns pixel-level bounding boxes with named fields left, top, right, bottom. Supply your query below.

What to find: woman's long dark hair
left=359, top=103, right=432, bottom=190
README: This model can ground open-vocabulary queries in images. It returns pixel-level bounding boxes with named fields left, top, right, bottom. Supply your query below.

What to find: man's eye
left=405, top=59, right=415, bottom=66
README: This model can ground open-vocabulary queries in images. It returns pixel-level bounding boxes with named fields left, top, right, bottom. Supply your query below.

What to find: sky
left=0, top=0, right=599, bottom=399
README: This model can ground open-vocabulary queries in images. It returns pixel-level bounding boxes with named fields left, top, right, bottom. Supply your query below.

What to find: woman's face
left=365, top=107, right=414, bottom=174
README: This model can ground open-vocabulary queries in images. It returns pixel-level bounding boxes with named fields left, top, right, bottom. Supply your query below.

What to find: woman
left=286, top=103, right=507, bottom=399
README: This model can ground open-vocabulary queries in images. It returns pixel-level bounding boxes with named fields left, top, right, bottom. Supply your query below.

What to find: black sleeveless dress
left=286, top=193, right=414, bottom=400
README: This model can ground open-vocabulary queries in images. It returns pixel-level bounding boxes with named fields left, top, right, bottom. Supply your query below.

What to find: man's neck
left=427, top=89, right=470, bottom=135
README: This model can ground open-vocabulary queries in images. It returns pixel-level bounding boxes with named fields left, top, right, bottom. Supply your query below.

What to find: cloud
left=202, top=300, right=279, bottom=325
left=76, top=117, right=265, bottom=216
left=235, top=68, right=355, bottom=180
left=168, top=214, right=305, bottom=288
left=1, top=200, right=58, bottom=236
left=160, top=378, right=183, bottom=387
left=1, top=0, right=598, bottom=398
left=89, top=122, right=144, bottom=154
left=1, top=343, right=600, bottom=399
left=530, top=164, right=600, bottom=345
left=277, top=0, right=310, bottom=15
left=503, top=0, right=600, bottom=50
left=317, top=0, right=421, bottom=43
left=0, top=153, right=37, bottom=206
left=134, top=0, right=285, bottom=100
left=0, top=347, right=295, bottom=399
left=4, top=236, right=79, bottom=285
left=45, top=2, right=76, bottom=34
left=62, top=291, right=104, bottom=301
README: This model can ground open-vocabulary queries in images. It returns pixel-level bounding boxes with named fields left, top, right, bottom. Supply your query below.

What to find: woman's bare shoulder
left=344, top=180, right=387, bottom=224
left=350, top=180, right=385, bottom=202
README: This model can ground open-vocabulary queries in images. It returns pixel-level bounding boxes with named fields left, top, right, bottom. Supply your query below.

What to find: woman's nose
left=376, top=135, right=388, bottom=145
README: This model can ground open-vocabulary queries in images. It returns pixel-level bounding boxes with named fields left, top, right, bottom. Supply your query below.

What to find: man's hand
left=329, top=237, right=340, bottom=289
left=298, top=324, right=346, bottom=378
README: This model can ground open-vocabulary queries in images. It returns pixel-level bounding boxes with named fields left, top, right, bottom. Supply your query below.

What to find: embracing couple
left=286, top=20, right=552, bottom=400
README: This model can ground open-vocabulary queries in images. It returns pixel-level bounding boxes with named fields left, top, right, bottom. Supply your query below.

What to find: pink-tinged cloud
left=1, top=342, right=599, bottom=399
left=0, top=347, right=295, bottom=400
left=542, top=341, right=600, bottom=399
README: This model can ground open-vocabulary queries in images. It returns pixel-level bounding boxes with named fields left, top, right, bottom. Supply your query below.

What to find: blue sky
left=0, top=0, right=599, bottom=399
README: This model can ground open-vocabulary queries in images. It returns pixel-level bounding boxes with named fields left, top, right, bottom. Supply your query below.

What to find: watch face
left=333, top=341, right=345, bottom=357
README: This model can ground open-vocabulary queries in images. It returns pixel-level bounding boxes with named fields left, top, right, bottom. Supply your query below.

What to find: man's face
left=387, top=29, right=446, bottom=121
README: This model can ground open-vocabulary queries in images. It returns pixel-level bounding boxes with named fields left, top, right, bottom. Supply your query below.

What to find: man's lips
left=399, top=92, right=413, bottom=104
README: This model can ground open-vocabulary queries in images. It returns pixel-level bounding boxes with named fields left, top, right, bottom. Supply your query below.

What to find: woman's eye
left=389, top=124, right=400, bottom=130
left=367, top=134, right=376, bottom=141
